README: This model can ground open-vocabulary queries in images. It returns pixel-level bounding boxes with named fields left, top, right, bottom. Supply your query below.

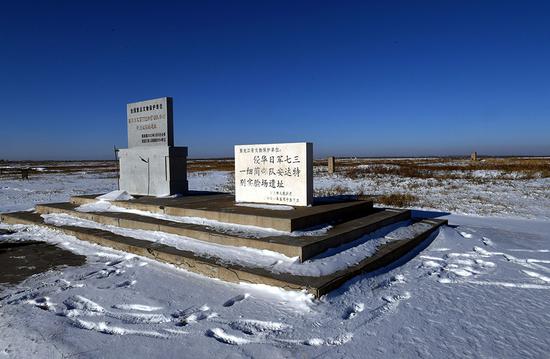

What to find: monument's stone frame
left=118, top=97, right=188, bottom=196
left=234, top=142, right=313, bottom=206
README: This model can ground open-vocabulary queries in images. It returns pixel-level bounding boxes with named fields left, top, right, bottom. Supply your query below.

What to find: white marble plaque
left=234, top=142, right=313, bottom=206
left=126, top=97, right=173, bottom=148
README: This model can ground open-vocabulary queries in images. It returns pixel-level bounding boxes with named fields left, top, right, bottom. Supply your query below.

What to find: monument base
left=118, top=146, right=188, bottom=196
left=2, top=194, right=447, bottom=297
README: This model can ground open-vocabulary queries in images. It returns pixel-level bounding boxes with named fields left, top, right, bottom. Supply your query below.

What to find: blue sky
left=1, top=0, right=549, bottom=159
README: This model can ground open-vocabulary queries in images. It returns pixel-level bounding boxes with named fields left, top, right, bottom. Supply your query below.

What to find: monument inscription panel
left=119, top=96, right=187, bottom=196
left=234, top=142, right=313, bottom=206
left=126, top=97, right=174, bottom=148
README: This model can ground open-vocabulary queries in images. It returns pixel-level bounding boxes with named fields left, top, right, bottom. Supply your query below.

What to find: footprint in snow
left=63, top=295, right=105, bottom=313
left=228, top=319, right=292, bottom=335
left=206, top=327, right=352, bottom=347
left=115, top=280, right=136, bottom=288
left=173, top=304, right=214, bottom=326
left=105, top=260, right=124, bottom=267
left=206, top=328, right=255, bottom=345
left=373, top=274, right=406, bottom=289
left=27, top=297, right=56, bottom=312
left=522, top=270, right=550, bottom=283
left=459, top=231, right=473, bottom=239
left=95, top=267, right=124, bottom=279
left=71, top=318, right=173, bottom=339
left=343, top=302, right=365, bottom=320
left=106, top=311, right=172, bottom=324
left=367, top=292, right=411, bottom=323
left=223, top=293, right=250, bottom=307
left=111, top=304, right=163, bottom=312
left=54, top=279, right=85, bottom=291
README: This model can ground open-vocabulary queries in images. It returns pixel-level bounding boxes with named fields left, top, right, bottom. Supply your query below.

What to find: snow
left=41, top=213, right=425, bottom=276
left=1, top=167, right=550, bottom=357
left=0, top=172, right=117, bottom=213
left=187, top=171, right=233, bottom=192
left=2, top=213, right=550, bottom=357
left=96, top=190, right=134, bottom=201
left=236, top=202, right=294, bottom=211
left=76, top=200, right=332, bottom=238
left=111, top=304, right=164, bottom=312
left=314, top=171, right=550, bottom=221
left=0, top=169, right=230, bottom=214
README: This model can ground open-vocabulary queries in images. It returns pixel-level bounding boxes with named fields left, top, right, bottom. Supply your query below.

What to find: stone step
left=0, top=210, right=447, bottom=298
left=70, top=193, right=374, bottom=232
left=35, top=202, right=410, bottom=262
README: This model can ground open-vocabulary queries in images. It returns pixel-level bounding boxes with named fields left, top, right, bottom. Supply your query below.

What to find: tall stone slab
left=119, top=97, right=188, bottom=196
left=127, top=97, right=174, bottom=148
left=327, top=156, right=336, bottom=174
left=234, top=142, right=313, bottom=206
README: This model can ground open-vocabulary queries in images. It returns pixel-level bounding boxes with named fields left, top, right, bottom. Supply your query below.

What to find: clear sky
left=1, top=0, right=549, bottom=160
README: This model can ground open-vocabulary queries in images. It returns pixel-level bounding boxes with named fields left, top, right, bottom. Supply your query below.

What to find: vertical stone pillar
left=327, top=156, right=336, bottom=174
left=471, top=152, right=478, bottom=161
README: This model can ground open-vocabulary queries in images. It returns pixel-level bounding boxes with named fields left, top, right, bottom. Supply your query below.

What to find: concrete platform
left=0, top=211, right=446, bottom=297
left=70, top=193, right=374, bottom=232
left=35, top=202, right=411, bottom=261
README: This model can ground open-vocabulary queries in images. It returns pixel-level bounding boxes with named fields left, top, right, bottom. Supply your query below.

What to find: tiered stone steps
left=70, top=193, right=375, bottom=232
left=0, top=211, right=445, bottom=297
left=35, top=202, right=410, bottom=262
left=0, top=193, right=448, bottom=297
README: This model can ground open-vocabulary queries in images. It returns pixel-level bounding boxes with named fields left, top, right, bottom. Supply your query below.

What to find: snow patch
left=236, top=203, right=294, bottom=211
left=207, top=328, right=253, bottom=345
left=522, top=270, right=550, bottom=283
left=71, top=319, right=170, bottom=338
left=76, top=201, right=329, bottom=238
left=63, top=295, right=105, bottom=313
left=96, top=190, right=134, bottom=201
left=42, top=213, right=430, bottom=277
left=229, top=319, right=292, bottom=334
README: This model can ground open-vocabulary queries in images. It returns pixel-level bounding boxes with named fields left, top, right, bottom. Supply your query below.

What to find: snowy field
left=1, top=159, right=549, bottom=358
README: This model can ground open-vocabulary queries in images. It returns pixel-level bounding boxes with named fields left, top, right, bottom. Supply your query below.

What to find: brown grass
left=0, top=160, right=118, bottom=179
left=187, top=159, right=234, bottom=172
left=376, top=193, right=418, bottom=207
left=2, top=157, right=548, bottom=183
left=315, top=184, right=351, bottom=197
left=340, top=157, right=550, bottom=180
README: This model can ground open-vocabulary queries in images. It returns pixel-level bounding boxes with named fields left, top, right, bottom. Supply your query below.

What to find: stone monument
left=234, top=142, right=313, bottom=206
left=327, top=156, right=336, bottom=174
left=118, top=97, right=188, bottom=196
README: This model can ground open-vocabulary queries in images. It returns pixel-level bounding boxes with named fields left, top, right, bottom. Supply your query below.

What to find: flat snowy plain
left=1, top=160, right=549, bottom=358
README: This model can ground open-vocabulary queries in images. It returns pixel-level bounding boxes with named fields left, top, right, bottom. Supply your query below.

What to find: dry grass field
left=337, top=157, right=550, bottom=180
left=312, top=156, right=550, bottom=218
left=2, top=156, right=548, bottom=218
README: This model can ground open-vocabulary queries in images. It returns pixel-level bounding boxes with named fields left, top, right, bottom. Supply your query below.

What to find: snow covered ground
left=1, top=165, right=549, bottom=358
left=0, top=170, right=231, bottom=213
left=315, top=173, right=550, bottom=220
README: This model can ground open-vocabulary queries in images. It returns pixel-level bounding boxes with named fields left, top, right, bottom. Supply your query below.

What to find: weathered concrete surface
left=0, top=211, right=446, bottom=297
left=70, top=193, right=374, bottom=232
left=118, top=146, right=188, bottom=196
left=36, top=202, right=410, bottom=261
left=70, top=192, right=231, bottom=207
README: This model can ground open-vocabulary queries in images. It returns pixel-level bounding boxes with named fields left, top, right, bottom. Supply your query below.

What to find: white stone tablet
left=234, top=142, right=313, bottom=206
left=126, top=97, right=173, bottom=148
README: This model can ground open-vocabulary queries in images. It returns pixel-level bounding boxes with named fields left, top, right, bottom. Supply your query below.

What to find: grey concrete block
left=118, top=146, right=188, bottom=196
